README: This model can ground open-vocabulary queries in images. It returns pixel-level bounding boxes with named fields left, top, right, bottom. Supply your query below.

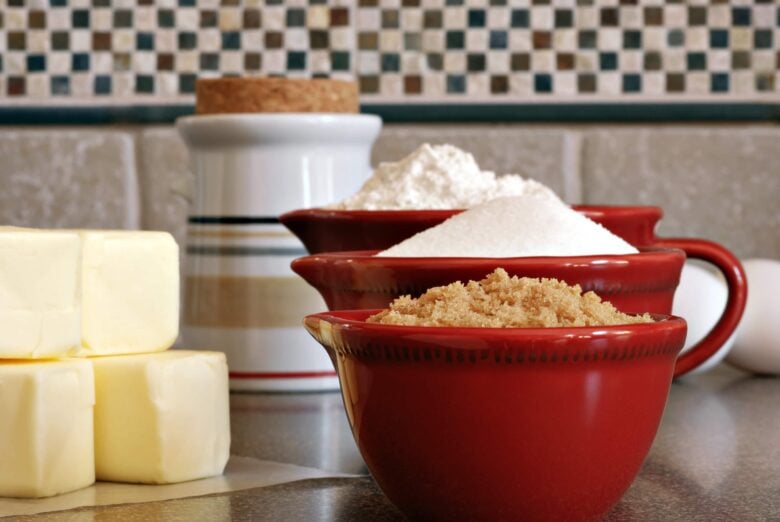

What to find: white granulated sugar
left=377, top=195, right=639, bottom=258
left=330, top=143, right=554, bottom=210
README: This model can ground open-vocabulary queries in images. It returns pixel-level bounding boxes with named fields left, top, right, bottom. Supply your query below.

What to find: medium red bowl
left=304, top=309, right=688, bottom=521
left=292, top=248, right=722, bottom=377
left=279, top=205, right=662, bottom=254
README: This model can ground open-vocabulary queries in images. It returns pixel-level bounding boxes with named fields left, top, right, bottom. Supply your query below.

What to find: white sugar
left=330, top=143, right=550, bottom=210
left=377, top=195, right=639, bottom=258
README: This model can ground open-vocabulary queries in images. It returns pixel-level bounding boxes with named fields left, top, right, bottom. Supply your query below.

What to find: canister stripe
left=229, top=371, right=337, bottom=379
left=184, top=276, right=324, bottom=328
left=186, top=245, right=307, bottom=257
left=188, top=216, right=280, bottom=225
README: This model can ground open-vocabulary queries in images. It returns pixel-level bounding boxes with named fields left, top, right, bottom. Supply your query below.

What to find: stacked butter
left=0, top=228, right=230, bottom=498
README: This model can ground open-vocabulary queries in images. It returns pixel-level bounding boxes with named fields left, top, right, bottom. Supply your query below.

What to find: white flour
left=378, top=195, right=639, bottom=257
left=330, top=143, right=555, bottom=210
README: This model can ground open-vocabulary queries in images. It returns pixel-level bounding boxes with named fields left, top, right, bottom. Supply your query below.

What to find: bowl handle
left=654, top=238, right=747, bottom=377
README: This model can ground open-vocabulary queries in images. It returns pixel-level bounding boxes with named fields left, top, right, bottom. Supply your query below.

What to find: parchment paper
left=0, top=456, right=359, bottom=518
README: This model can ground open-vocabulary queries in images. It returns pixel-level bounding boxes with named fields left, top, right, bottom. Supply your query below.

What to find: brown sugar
left=195, top=77, right=359, bottom=115
left=367, top=268, right=654, bottom=328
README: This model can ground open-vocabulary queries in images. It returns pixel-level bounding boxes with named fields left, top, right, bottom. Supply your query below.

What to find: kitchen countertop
left=9, top=364, right=780, bottom=521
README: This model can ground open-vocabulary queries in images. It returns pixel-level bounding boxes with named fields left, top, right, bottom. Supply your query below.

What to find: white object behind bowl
left=673, top=262, right=735, bottom=374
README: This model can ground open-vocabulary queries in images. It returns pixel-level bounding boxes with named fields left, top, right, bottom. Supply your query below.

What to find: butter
left=0, top=359, right=95, bottom=498
left=93, top=350, right=230, bottom=484
left=79, top=231, right=179, bottom=356
left=0, top=228, right=81, bottom=359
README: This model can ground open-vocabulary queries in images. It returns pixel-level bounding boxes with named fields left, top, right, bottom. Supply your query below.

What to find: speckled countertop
left=9, top=365, right=780, bottom=521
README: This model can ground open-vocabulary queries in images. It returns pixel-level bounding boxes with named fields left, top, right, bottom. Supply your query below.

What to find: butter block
left=79, top=231, right=179, bottom=356
left=0, top=227, right=81, bottom=359
left=93, top=350, right=230, bottom=484
left=0, top=359, right=95, bottom=498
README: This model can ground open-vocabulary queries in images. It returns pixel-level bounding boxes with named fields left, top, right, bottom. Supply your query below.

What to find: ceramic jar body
left=178, top=114, right=382, bottom=391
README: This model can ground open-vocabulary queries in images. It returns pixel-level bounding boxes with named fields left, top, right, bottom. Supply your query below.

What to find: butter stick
left=93, top=351, right=230, bottom=484
left=0, top=359, right=95, bottom=498
left=78, top=230, right=179, bottom=356
left=0, top=227, right=81, bottom=359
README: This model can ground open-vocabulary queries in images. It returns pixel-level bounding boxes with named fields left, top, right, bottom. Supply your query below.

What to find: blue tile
left=287, top=51, right=306, bottom=70
left=50, top=0, right=67, bottom=5
left=687, top=52, right=706, bottom=71
left=94, top=75, right=111, bottom=95
left=446, top=31, right=465, bottom=49
left=554, top=9, right=573, bottom=28
left=710, top=29, right=729, bottom=49
left=467, top=53, right=485, bottom=72
left=331, top=51, right=350, bottom=71
left=534, top=74, right=552, bottom=93
left=27, top=55, right=46, bottom=72
left=222, top=32, right=241, bottom=50
left=178, top=32, right=197, bottom=50
left=72, top=53, right=90, bottom=71
left=0, top=56, right=3, bottom=73
left=623, top=30, right=641, bottom=49
left=489, top=30, right=507, bottom=49
left=622, top=74, right=641, bottom=93
left=511, top=9, right=529, bottom=28
left=158, top=10, right=175, bottom=28
left=446, top=0, right=464, bottom=5
left=754, top=30, right=772, bottom=49
left=178, top=0, right=195, bottom=6
left=711, top=73, right=729, bottom=93
left=72, top=9, right=89, bottom=28
left=599, top=52, right=617, bottom=71
left=667, top=29, right=684, bottom=47
left=381, top=53, right=400, bottom=72
left=286, top=8, right=305, bottom=27
left=51, top=76, right=70, bottom=95
left=135, top=75, right=154, bottom=93
left=578, top=30, right=597, bottom=49
left=468, top=9, right=485, bottom=27
left=446, top=75, right=466, bottom=93
left=199, top=53, right=219, bottom=71
left=136, top=32, right=154, bottom=51
left=731, top=7, right=751, bottom=26
left=179, top=74, right=196, bottom=94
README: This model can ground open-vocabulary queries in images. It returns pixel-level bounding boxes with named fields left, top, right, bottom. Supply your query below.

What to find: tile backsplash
left=0, top=124, right=777, bottom=261
left=1, top=1, right=778, bottom=105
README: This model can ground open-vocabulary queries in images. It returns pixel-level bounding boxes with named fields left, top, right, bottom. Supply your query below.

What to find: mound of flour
left=331, top=143, right=554, bottom=210
left=378, top=195, right=638, bottom=257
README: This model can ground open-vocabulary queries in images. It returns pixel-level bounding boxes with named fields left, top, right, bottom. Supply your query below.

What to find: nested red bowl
left=304, top=309, right=688, bottom=521
left=292, top=248, right=728, bottom=377
left=279, top=205, right=662, bottom=254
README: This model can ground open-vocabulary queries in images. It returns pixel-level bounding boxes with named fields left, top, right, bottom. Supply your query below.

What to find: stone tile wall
left=0, top=124, right=777, bottom=260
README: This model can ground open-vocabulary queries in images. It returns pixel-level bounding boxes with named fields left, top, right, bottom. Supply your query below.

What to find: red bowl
left=304, top=309, right=688, bottom=521
left=279, top=205, right=663, bottom=254
left=292, top=248, right=724, bottom=377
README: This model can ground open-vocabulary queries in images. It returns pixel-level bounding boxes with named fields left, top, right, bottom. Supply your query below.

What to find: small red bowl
left=304, top=309, right=688, bottom=521
left=279, top=205, right=663, bottom=254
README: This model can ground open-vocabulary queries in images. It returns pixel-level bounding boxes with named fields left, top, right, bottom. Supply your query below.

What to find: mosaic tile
left=0, top=1, right=777, bottom=104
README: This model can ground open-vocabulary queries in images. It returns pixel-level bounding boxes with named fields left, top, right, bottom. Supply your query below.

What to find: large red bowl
left=304, top=309, right=688, bottom=521
left=292, top=248, right=730, bottom=377
left=279, top=205, right=663, bottom=254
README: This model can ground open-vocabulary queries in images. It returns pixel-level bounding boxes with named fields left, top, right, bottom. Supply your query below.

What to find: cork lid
left=195, top=77, right=360, bottom=115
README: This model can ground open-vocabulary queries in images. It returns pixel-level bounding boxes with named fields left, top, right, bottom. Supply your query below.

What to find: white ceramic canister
left=177, top=113, right=382, bottom=391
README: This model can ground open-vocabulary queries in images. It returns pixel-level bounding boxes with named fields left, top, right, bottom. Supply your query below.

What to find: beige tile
left=0, top=129, right=139, bottom=229
left=137, top=127, right=193, bottom=250
left=582, top=126, right=780, bottom=259
left=372, top=125, right=582, bottom=203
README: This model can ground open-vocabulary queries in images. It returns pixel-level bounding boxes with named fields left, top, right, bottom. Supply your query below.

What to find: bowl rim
left=292, top=245, right=685, bottom=265
left=280, top=204, right=663, bottom=221
left=307, top=309, right=684, bottom=337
